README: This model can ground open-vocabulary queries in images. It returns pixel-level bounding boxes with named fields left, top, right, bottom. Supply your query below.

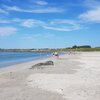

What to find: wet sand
left=0, top=52, right=100, bottom=100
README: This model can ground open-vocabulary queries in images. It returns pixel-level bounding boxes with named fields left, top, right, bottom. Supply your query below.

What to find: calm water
left=0, top=52, right=52, bottom=68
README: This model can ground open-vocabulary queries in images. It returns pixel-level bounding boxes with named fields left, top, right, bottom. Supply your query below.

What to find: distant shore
left=0, top=45, right=100, bottom=52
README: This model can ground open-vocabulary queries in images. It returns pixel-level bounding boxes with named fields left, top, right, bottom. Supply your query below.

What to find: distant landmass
left=0, top=45, right=100, bottom=52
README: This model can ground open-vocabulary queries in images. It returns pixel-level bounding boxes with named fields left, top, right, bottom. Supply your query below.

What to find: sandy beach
left=0, top=52, right=100, bottom=100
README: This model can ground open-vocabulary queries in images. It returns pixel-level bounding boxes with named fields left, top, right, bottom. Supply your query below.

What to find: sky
left=0, top=0, right=100, bottom=48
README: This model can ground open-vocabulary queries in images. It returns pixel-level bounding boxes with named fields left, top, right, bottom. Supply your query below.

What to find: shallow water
left=0, top=52, right=51, bottom=68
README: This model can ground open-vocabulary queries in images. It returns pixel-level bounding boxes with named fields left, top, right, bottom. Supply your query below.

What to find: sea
left=0, top=52, right=52, bottom=68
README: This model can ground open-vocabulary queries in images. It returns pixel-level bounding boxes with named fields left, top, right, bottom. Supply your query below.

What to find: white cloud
left=0, top=18, right=45, bottom=28
left=35, top=0, right=48, bottom=6
left=0, top=18, right=81, bottom=32
left=21, top=19, right=81, bottom=32
left=79, top=7, right=100, bottom=23
left=42, top=19, right=81, bottom=32
left=21, top=19, right=36, bottom=28
left=50, top=19, right=76, bottom=24
left=42, top=25, right=70, bottom=32
left=5, top=6, right=23, bottom=12
left=21, top=19, right=45, bottom=28
left=0, top=27, right=17, bottom=36
left=79, top=0, right=100, bottom=23
left=5, top=5, right=64, bottom=13
left=51, top=19, right=80, bottom=29
left=0, top=18, right=22, bottom=24
left=0, top=9, right=8, bottom=14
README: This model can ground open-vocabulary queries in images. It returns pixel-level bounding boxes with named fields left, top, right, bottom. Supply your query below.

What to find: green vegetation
left=64, top=48, right=100, bottom=52
left=49, top=45, right=100, bottom=52
left=72, top=45, right=91, bottom=49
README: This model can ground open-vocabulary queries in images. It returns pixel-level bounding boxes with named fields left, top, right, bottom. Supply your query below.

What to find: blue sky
left=0, top=0, right=100, bottom=48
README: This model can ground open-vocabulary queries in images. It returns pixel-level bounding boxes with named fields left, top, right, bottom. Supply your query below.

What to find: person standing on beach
left=53, top=52, right=59, bottom=59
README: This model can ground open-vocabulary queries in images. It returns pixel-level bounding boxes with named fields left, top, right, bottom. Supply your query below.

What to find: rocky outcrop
left=30, top=61, right=54, bottom=69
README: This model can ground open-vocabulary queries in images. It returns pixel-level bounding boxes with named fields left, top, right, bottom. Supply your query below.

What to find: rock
left=31, top=61, right=54, bottom=69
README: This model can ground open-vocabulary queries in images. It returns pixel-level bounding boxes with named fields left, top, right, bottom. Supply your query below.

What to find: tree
left=72, top=45, right=77, bottom=49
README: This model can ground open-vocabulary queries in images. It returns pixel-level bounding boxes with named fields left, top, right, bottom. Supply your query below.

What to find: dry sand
left=0, top=52, right=100, bottom=100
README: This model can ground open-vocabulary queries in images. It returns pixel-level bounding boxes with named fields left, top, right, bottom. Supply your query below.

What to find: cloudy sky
left=0, top=0, right=100, bottom=48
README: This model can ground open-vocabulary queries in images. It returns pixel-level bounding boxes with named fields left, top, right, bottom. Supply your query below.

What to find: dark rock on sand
left=30, top=61, right=54, bottom=69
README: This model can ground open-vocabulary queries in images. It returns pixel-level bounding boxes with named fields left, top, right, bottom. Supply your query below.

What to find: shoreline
left=0, top=55, right=52, bottom=69
left=0, top=52, right=65, bottom=72
left=0, top=52, right=100, bottom=100
left=0, top=55, right=54, bottom=74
